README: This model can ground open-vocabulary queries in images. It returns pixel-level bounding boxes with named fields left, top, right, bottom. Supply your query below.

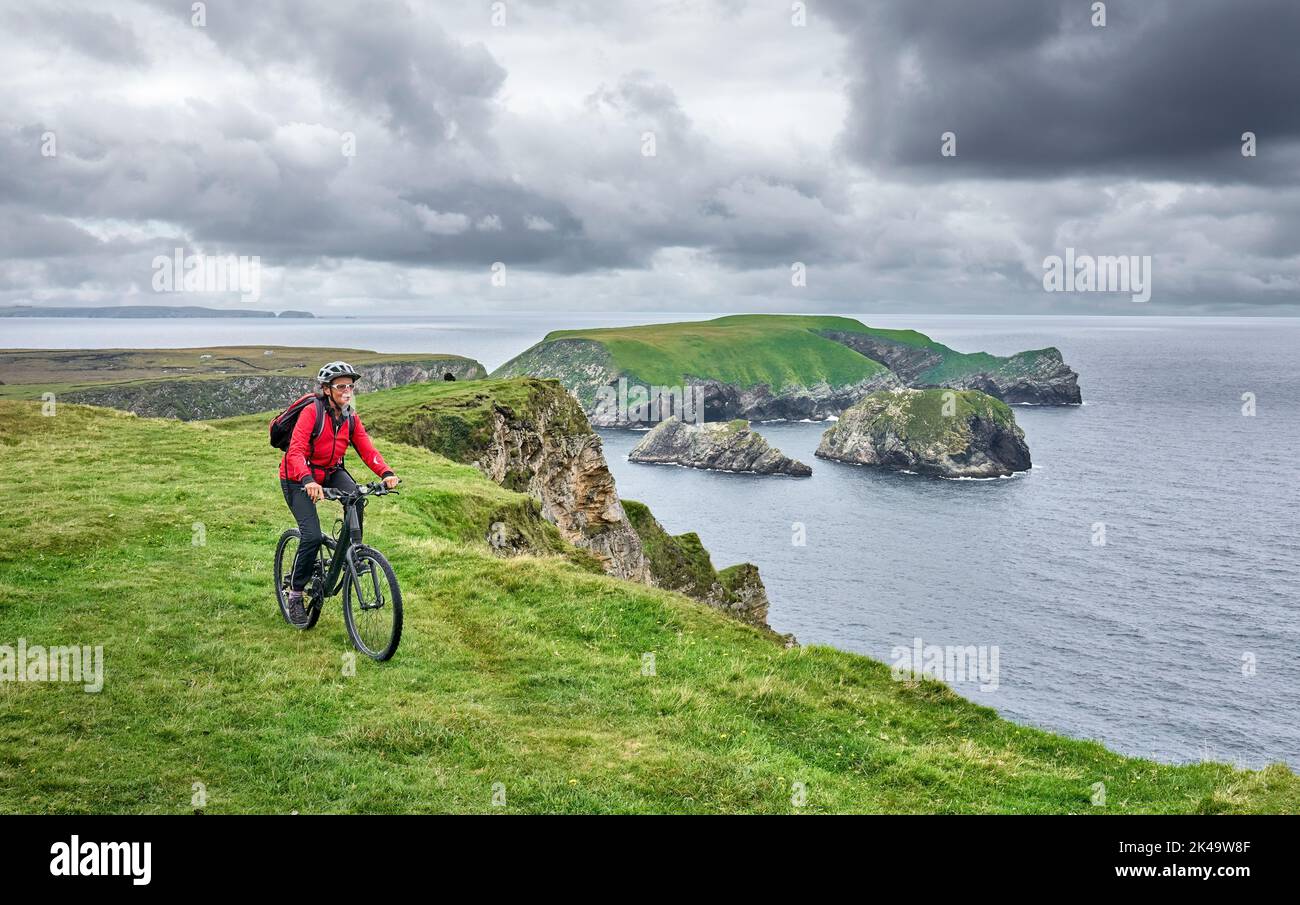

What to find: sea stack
left=629, top=417, right=812, bottom=476
left=815, top=388, right=1031, bottom=478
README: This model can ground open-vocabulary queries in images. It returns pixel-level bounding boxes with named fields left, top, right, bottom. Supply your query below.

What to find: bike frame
left=317, top=494, right=369, bottom=601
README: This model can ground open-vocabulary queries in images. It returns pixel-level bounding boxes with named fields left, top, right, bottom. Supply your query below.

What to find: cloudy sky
left=2, top=0, right=1298, bottom=316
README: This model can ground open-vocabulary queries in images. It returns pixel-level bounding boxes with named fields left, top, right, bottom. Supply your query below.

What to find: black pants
left=280, top=468, right=362, bottom=591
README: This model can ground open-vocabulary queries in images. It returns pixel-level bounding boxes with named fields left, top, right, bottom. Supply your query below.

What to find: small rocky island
left=816, top=388, right=1031, bottom=478
left=629, top=417, right=812, bottom=476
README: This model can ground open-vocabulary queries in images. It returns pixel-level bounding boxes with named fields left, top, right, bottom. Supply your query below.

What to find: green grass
left=505, top=314, right=1058, bottom=392
left=1, top=388, right=1295, bottom=813
left=528, top=315, right=891, bottom=391
left=854, top=388, right=1018, bottom=448
left=0, top=346, right=484, bottom=400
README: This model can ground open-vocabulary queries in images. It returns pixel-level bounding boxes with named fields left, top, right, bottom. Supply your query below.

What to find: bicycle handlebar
left=320, top=479, right=401, bottom=502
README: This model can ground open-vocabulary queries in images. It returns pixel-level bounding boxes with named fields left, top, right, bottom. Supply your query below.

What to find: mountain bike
left=274, top=480, right=403, bottom=661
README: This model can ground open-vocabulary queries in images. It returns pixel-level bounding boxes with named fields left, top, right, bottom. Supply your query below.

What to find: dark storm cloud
left=0, top=208, right=102, bottom=259
left=827, top=0, right=1300, bottom=183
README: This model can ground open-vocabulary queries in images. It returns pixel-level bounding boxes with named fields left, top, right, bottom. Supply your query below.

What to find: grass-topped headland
left=493, top=314, right=1082, bottom=416
left=0, top=346, right=484, bottom=400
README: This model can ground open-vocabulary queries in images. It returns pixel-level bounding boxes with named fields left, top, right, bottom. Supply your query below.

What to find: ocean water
left=6, top=313, right=1298, bottom=767
left=600, top=317, right=1300, bottom=768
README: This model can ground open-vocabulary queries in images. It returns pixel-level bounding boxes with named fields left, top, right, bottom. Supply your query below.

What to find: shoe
left=285, top=588, right=309, bottom=627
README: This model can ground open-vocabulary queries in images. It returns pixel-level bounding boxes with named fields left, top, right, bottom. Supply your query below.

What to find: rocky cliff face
left=629, top=417, right=811, bottom=476
left=820, top=331, right=1081, bottom=405
left=716, top=564, right=780, bottom=635
left=366, top=378, right=650, bottom=583
left=817, top=331, right=942, bottom=383
left=581, top=371, right=900, bottom=426
left=63, top=358, right=486, bottom=420
left=816, top=388, right=1031, bottom=478
left=681, top=372, right=900, bottom=424
left=474, top=393, right=652, bottom=583
left=931, top=349, right=1081, bottom=405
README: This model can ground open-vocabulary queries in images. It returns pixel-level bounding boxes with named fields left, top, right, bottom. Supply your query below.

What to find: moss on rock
left=624, top=498, right=772, bottom=629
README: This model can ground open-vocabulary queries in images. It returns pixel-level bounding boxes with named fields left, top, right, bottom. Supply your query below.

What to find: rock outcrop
left=816, top=388, right=1031, bottom=478
left=629, top=417, right=811, bottom=476
left=622, top=500, right=774, bottom=631
left=63, top=358, right=487, bottom=421
left=935, top=351, right=1081, bottom=405
left=476, top=398, right=651, bottom=583
left=367, top=378, right=650, bottom=582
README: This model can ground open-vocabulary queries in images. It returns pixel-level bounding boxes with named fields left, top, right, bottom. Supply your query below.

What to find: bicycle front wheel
left=343, top=545, right=403, bottom=661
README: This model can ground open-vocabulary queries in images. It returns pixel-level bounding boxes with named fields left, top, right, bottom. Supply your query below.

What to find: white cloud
left=414, top=205, right=471, bottom=235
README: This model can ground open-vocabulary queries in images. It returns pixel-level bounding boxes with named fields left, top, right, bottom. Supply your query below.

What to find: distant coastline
left=0, top=305, right=313, bottom=319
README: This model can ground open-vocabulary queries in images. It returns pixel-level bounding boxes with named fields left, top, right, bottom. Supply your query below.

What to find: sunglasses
left=329, top=383, right=355, bottom=392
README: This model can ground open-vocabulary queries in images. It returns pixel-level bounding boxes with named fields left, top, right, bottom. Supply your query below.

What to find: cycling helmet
left=318, top=361, right=361, bottom=386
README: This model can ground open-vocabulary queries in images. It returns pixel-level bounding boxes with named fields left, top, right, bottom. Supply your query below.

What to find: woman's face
left=327, top=379, right=355, bottom=408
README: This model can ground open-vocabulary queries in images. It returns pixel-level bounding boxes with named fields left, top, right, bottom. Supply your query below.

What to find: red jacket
left=279, top=398, right=393, bottom=486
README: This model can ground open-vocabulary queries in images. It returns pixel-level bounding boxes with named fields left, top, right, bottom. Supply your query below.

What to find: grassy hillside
left=499, top=314, right=1060, bottom=392
left=529, top=315, right=888, bottom=391
left=0, top=387, right=1295, bottom=813
left=0, top=346, right=484, bottom=401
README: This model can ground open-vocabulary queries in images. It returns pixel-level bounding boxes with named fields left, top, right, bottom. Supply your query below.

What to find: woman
left=279, top=361, right=400, bottom=626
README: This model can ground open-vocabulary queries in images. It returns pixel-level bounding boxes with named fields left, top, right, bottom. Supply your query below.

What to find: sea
left=6, top=312, right=1298, bottom=768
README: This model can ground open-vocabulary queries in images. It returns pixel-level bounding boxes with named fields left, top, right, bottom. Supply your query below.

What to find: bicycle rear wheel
left=342, top=545, right=402, bottom=661
left=274, top=529, right=325, bottom=630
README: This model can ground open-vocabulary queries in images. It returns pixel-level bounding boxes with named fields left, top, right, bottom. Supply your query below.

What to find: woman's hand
left=304, top=482, right=323, bottom=502
left=382, top=475, right=400, bottom=490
